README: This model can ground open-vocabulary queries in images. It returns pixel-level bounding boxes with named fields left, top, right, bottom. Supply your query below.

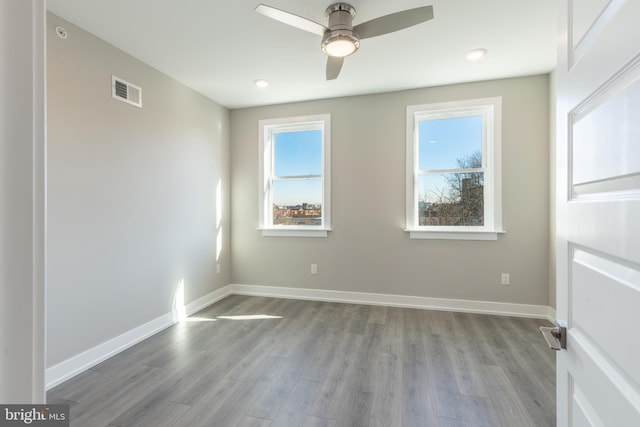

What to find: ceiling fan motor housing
left=321, top=3, right=360, bottom=57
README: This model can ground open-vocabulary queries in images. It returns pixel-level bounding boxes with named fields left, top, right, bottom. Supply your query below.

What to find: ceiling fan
left=255, top=3, right=434, bottom=80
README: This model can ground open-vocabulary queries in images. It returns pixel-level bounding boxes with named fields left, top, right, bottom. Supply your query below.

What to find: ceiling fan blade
left=326, top=56, right=344, bottom=80
left=255, top=4, right=327, bottom=37
left=353, top=5, right=434, bottom=40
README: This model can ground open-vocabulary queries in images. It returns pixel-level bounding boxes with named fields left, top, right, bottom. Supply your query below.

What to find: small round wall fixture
left=55, top=26, right=68, bottom=39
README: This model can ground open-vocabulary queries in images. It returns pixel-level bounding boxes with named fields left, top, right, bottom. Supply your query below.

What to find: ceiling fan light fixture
left=256, top=2, right=434, bottom=80
left=322, top=33, right=359, bottom=57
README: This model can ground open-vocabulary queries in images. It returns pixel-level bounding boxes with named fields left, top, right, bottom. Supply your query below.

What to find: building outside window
left=258, top=114, right=331, bottom=237
left=406, top=98, right=503, bottom=240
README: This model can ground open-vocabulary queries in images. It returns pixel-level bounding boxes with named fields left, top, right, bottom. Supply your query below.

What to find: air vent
left=112, top=75, right=142, bottom=108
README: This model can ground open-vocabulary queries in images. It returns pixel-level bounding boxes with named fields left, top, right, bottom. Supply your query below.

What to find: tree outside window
left=406, top=98, right=503, bottom=240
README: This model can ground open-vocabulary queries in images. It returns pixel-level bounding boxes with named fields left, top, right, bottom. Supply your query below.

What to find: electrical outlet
left=216, top=264, right=221, bottom=274
left=311, top=264, right=318, bottom=275
left=501, top=273, right=510, bottom=285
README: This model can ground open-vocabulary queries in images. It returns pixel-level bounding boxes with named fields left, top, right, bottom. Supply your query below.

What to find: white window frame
left=258, top=114, right=331, bottom=237
left=405, top=97, right=503, bottom=240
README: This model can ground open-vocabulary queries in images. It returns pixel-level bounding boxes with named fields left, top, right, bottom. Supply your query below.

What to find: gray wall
left=46, top=14, right=230, bottom=367
left=0, top=1, right=46, bottom=403
left=230, top=75, right=550, bottom=305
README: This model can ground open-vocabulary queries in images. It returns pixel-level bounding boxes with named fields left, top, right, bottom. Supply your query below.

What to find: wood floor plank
left=161, top=349, right=246, bottom=406
left=300, top=306, right=352, bottom=382
left=246, top=318, right=329, bottom=419
left=270, top=379, right=321, bottom=427
left=67, top=365, right=162, bottom=427
left=479, top=364, right=539, bottom=427
left=486, top=316, right=556, bottom=426
left=166, top=318, right=285, bottom=405
left=446, top=313, right=492, bottom=398
left=366, top=304, right=388, bottom=325
left=117, top=400, right=191, bottom=427
left=170, top=378, right=244, bottom=427
left=47, top=368, right=105, bottom=402
left=352, top=322, right=385, bottom=393
left=339, top=389, right=373, bottom=426
left=513, top=317, right=555, bottom=362
left=424, top=333, right=466, bottom=421
left=194, top=378, right=269, bottom=427
left=435, top=416, right=468, bottom=427
left=47, top=296, right=555, bottom=427
left=302, top=416, right=339, bottom=427
left=308, top=332, right=364, bottom=419
left=235, top=415, right=273, bottom=427
left=422, top=308, right=455, bottom=337
left=458, top=394, right=500, bottom=427
left=401, top=341, right=438, bottom=426
left=369, top=351, right=403, bottom=427
left=464, top=314, right=504, bottom=366
left=380, top=304, right=403, bottom=357
left=225, top=343, right=283, bottom=382
left=243, top=356, right=300, bottom=419
left=344, top=304, right=371, bottom=335
left=401, top=308, right=424, bottom=344
left=105, top=346, right=227, bottom=426
left=108, top=375, right=191, bottom=426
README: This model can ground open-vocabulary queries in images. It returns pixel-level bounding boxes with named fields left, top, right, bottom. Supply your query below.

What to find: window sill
left=259, top=228, right=331, bottom=238
left=405, top=229, right=505, bottom=241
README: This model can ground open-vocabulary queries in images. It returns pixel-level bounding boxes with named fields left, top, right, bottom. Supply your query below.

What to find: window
left=258, top=114, right=331, bottom=237
left=406, top=98, right=503, bottom=240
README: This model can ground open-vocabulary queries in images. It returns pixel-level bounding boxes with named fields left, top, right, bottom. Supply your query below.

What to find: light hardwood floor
left=47, top=295, right=556, bottom=426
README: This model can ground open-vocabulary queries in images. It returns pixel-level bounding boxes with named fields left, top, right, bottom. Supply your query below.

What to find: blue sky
left=418, top=115, right=482, bottom=170
left=418, top=115, right=483, bottom=203
left=272, top=129, right=322, bottom=205
left=271, top=116, right=482, bottom=206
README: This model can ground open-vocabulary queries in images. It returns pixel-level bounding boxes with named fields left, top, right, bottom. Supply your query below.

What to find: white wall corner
left=185, top=285, right=233, bottom=316
left=45, top=285, right=234, bottom=390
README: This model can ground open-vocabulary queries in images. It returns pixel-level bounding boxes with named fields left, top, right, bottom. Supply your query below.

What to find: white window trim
left=405, top=97, right=503, bottom=241
left=258, top=114, right=331, bottom=238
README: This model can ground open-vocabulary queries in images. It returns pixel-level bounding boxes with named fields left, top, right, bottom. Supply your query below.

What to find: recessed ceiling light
left=254, top=79, right=269, bottom=88
left=467, top=48, right=487, bottom=61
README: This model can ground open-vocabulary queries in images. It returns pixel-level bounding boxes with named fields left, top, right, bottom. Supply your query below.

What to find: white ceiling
left=46, top=0, right=557, bottom=109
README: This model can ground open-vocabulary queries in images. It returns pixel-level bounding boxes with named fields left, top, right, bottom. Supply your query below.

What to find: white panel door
left=555, top=0, right=640, bottom=425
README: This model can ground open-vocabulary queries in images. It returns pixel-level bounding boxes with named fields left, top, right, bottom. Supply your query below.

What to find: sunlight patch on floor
left=185, top=316, right=218, bottom=322
left=216, top=314, right=282, bottom=320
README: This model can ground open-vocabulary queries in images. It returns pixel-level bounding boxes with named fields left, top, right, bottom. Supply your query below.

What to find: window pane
left=418, top=116, right=483, bottom=170
left=274, top=130, right=322, bottom=176
left=272, top=178, right=322, bottom=226
left=417, top=172, right=484, bottom=226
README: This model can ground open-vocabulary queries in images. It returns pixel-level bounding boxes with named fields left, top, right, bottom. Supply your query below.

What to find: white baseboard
left=187, top=285, right=233, bottom=316
left=45, top=285, right=233, bottom=390
left=45, top=312, right=174, bottom=390
left=230, top=284, right=554, bottom=321
left=46, top=283, right=553, bottom=389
